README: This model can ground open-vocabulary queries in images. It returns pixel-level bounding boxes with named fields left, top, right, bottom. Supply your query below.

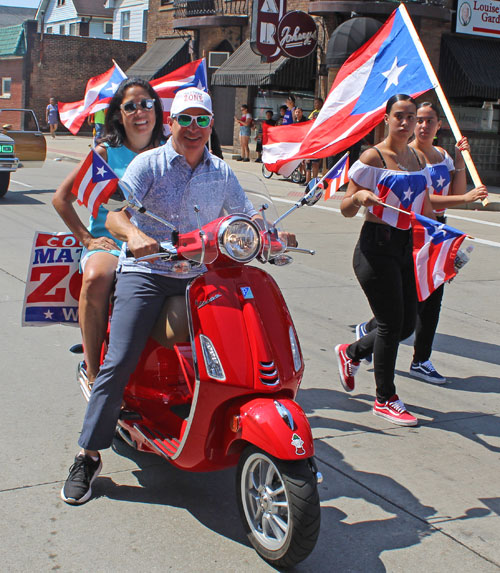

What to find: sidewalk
left=45, top=135, right=500, bottom=211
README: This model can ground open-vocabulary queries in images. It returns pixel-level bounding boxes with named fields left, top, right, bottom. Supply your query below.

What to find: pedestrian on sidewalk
left=46, top=97, right=59, bottom=139
left=334, top=94, right=435, bottom=427
left=235, top=104, right=252, bottom=162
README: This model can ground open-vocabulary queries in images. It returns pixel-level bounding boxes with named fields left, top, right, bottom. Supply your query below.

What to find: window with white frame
left=1, top=78, right=12, bottom=97
left=69, top=23, right=77, bottom=35
left=120, top=11, right=130, bottom=40
left=59, top=24, right=65, bottom=34
left=47, top=26, right=53, bottom=33
left=104, top=22, right=113, bottom=35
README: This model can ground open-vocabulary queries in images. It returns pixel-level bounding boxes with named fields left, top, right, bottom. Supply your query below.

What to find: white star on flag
left=403, top=189, right=413, bottom=201
left=96, top=165, right=107, bottom=178
left=435, top=175, right=446, bottom=189
left=44, top=309, right=53, bottom=319
left=382, top=57, right=407, bottom=92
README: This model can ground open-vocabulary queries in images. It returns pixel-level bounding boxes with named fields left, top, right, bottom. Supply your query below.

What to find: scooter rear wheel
left=236, top=446, right=320, bottom=568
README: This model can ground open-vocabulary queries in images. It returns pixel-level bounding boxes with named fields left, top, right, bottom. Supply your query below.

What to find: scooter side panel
left=188, top=266, right=303, bottom=393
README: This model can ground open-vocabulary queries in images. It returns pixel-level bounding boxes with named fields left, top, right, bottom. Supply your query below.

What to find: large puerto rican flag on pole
left=151, top=58, right=208, bottom=133
left=59, top=62, right=127, bottom=135
left=263, top=5, right=438, bottom=175
left=411, top=213, right=466, bottom=301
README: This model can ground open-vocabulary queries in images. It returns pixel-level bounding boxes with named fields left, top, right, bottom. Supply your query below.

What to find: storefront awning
left=211, top=40, right=315, bottom=89
left=440, top=34, right=500, bottom=100
left=126, top=38, right=190, bottom=81
left=326, top=17, right=381, bottom=69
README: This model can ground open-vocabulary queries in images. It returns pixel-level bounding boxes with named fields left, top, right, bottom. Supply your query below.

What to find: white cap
left=170, top=87, right=212, bottom=116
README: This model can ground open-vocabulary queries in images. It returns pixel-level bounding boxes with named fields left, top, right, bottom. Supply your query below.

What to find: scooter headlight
left=218, top=217, right=261, bottom=263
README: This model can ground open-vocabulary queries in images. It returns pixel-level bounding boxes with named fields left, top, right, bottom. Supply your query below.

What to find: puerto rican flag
left=59, top=62, right=127, bottom=135
left=262, top=5, right=438, bottom=174
left=411, top=213, right=466, bottom=301
left=151, top=58, right=208, bottom=133
left=370, top=171, right=429, bottom=229
left=322, top=153, right=349, bottom=200
left=71, top=150, right=119, bottom=218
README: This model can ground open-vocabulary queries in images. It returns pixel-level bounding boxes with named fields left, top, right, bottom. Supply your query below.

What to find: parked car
left=0, top=108, right=47, bottom=198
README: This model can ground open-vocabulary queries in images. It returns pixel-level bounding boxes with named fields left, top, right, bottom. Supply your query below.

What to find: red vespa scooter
left=74, top=174, right=323, bottom=568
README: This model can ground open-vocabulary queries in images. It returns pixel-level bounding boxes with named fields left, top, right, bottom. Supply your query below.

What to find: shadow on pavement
left=1, top=189, right=53, bottom=205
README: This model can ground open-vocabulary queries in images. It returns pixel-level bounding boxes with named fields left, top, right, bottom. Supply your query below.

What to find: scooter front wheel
left=236, top=446, right=320, bottom=568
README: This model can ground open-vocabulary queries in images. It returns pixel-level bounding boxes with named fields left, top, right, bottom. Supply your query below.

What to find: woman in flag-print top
left=52, top=78, right=164, bottom=386
left=334, top=94, right=436, bottom=428
left=406, top=102, right=488, bottom=384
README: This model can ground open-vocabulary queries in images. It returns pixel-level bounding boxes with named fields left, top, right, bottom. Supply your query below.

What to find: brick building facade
left=0, top=20, right=146, bottom=132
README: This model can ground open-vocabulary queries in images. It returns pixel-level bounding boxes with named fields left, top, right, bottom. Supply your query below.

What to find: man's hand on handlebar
left=279, top=231, right=298, bottom=248
left=127, top=229, right=160, bottom=259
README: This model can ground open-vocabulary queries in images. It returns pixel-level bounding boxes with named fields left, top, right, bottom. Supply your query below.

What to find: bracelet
left=455, top=167, right=466, bottom=172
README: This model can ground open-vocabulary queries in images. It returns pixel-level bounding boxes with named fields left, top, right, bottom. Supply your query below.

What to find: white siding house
left=105, top=0, right=148, bottom=43
left=36, top=0, right=114, bottom=39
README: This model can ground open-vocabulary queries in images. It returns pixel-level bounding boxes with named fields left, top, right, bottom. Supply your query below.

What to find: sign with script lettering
left=278, top=11, right=317, bottom=58
left=251, top=0, right=287, bottom=62
left=456, top=0, right=500, bottom=38
left=23, top=232, right=83, bottom=326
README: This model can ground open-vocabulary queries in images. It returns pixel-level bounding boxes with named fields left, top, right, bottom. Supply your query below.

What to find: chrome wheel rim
left=240, top=452, right=290, bottom=551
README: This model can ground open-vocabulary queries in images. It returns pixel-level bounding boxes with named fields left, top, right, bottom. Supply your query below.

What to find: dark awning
left=211, top=40, right=315, bottom=89
left=126, top=38, right=190, bottom=81
left=326, top=17, right=381, bottom=69
left=440, top=34, right=500, bottom=100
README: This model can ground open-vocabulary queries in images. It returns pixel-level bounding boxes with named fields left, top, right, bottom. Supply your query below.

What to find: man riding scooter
left=61, top=87, right=299, bottom=505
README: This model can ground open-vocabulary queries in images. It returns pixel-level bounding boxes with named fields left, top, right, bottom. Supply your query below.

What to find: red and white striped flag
left=151, top=58, right=208, bottom=133
left=411, top=213, right=466, bottom=301
left=322, top=153, right=350, bottom=200
left=59, top=62, right=127, bottom=135
left=71, top=150, right=119, bottom=218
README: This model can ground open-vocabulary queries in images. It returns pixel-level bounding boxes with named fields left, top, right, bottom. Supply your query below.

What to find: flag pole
left=398, top=4, right=489, bottom=207
left=307, top=151, right=349, bottom=197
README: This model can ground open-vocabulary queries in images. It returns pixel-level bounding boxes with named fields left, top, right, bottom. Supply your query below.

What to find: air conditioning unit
left=208, top=52, right=230, bottom=69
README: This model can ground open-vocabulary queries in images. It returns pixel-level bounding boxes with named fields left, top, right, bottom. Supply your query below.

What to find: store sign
left=251, top=0, right=288, bottom=62
left=278, top=11, right=317, bottom=58
left=456, top=0, right=500, bottom=38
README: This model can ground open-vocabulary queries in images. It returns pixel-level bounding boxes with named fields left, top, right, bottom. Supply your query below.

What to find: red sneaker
left=373, top=395, right=418, bottom=426
left=334, top=344, right=359, bottom=392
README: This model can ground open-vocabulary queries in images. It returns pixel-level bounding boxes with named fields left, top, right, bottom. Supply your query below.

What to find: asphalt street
left=1, top=135, right=499, bottom=572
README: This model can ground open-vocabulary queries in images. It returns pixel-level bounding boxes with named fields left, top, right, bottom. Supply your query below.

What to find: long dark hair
left=98, top=78, right=164, bottom=148
left=385, top=94, right=417, bottom=114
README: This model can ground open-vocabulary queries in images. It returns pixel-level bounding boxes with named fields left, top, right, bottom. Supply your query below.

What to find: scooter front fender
left=236, top=398, right=314, bottom=460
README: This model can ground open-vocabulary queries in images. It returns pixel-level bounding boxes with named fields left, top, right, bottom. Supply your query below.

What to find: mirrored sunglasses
left=121, top=98, right=155, bottom=114
left=174, top=114, right=212, bottom=128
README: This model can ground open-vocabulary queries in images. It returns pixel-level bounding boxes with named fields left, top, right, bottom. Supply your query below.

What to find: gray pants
left=78, top=271, right=190, bottom=451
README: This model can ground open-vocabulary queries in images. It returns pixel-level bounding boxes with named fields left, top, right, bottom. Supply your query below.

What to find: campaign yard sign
left=23, top=232, right=82, bottom=326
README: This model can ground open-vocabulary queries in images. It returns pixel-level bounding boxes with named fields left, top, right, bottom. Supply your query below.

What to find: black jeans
left=413, top=283, right=444, bottom=363
left=347, top=222, right=417, bottom=402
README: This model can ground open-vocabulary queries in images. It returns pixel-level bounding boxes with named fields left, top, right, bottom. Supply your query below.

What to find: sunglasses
left=121, top=98, right=155, bottom=114
left=173, top=114, right=212, bottom=128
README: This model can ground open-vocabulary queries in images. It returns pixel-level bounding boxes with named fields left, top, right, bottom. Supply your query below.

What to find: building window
left=104, top=22, right=113, bottom=35
left=57, top=0, right=65, bottom=5
left=59, top=24, right=65, bottom=34
left=69, top=23, right=77, bottom=35
left=142, top=10, right=148, bottom=43
left=1, top=77, right=12, bottom=97
left=120, top=11, right=130, bottom=40
left=46, top=26, right=53, bottom=33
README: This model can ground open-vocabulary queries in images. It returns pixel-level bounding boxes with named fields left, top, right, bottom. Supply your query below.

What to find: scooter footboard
left=235, top=398, right=314, bottom=460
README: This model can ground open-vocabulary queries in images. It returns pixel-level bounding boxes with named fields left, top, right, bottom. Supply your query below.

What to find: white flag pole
left=399, top=4, right=489, bottom=207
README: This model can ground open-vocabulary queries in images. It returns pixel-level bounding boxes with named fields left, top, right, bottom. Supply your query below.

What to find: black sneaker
left=61, top=453, right=102, bottom=505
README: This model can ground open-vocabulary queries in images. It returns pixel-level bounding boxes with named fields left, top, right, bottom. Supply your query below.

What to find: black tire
left=261, top=164, right=273, bottom=179
left=0, top=172, right=10, bottom=198
left=236, top=446, right=320, bottom=569
left=290, top=168, right=303, bottom=184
